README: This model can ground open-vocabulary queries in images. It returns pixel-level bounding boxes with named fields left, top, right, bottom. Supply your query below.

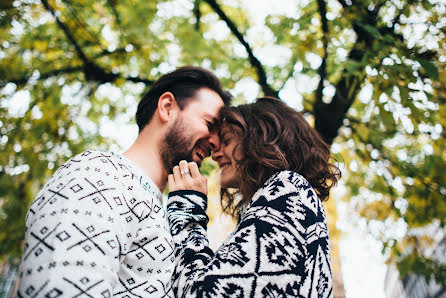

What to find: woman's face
left=212, top=125, right=242, bottom=189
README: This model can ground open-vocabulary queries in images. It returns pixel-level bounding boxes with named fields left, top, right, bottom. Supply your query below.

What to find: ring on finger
left=180, top=169, right=190, bottom=175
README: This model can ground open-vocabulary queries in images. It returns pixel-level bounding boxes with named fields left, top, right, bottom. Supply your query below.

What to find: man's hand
left=168, top=160, right=207, bottom=195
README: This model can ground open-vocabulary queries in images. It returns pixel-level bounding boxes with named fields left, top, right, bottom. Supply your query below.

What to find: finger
left=173, top=165, right=181, bottom=182
left=188, top=162, right=200, bottom=178
left=168, top=174, right=175, bottom=190
left=179, top=160, right=190, bottom=176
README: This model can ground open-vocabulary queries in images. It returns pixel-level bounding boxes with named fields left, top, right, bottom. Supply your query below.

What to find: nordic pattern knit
left=18, top=150, right=175, bottom=298
left=167, top=170, right=333, bottom=298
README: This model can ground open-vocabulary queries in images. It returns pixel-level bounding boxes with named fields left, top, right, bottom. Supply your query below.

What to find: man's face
left=160, top=87, right=224, bottom=171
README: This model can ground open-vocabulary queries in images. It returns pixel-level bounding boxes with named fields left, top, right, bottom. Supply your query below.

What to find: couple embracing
left=18, top=66, right=340, bottom=298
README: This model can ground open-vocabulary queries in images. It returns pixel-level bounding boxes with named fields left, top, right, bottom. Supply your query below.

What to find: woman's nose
left=212, top=148, right=223, bottom=161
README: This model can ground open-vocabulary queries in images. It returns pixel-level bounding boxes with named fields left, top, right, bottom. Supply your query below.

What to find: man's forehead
left=192, top=87, right=224, bottom=106
left=203, top=111, right=220, bottom=121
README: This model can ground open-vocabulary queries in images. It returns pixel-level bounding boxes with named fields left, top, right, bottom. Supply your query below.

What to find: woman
left=167, top=97, right=341, bottom=297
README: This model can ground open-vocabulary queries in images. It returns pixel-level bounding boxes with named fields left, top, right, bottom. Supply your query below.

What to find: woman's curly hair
left=219, top=97, right=341, bottom=216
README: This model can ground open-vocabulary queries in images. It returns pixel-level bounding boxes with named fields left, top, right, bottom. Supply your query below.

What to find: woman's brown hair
left=219, top=97, right=341, bottom=216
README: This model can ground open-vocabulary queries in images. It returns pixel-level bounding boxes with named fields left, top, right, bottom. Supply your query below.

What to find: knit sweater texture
left=167, top=170, right=333, bottom=298
left=18, top=150, right=175, bottom=297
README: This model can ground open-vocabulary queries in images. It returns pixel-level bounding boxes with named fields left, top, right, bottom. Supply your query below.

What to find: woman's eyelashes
left=222, top=135, right=232, bottom=146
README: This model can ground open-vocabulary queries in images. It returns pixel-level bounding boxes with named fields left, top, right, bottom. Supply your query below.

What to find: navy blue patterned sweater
left=167, top=170, right=333, bottom=298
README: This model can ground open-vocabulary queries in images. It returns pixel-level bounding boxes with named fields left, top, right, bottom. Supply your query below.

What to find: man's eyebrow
left=204, top=113, right=219, bottom=124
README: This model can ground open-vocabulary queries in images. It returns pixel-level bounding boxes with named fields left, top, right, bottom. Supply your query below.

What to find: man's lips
left=193, top=145, right=210, bottom=161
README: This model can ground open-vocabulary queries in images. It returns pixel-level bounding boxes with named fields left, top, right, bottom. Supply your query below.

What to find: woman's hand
left=168, top=160, right=207, bottom=195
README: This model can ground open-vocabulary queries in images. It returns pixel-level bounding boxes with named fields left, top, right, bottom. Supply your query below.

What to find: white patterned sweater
left=18, top=150, right=175, bottom=298
left=167, top=170, right=333, bottom=298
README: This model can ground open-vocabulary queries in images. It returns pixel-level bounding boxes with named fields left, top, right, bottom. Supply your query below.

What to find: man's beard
left=161, top=116, right=194, bottom=173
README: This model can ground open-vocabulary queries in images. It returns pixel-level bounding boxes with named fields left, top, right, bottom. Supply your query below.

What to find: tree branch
left=64, top=0, right=105, bottom=50
left=203, top=0, right=278, bottom=97
left=107, top=0, right=123, bottom=29
left=193, top=0, right=202, bottom=31
left=313, top=4, right=382, bottom=144
left=40, top=0, right=114, bottom=83
left=93, top=48, right=127, bottom=59
left=315, top=0, right=329, bottom=106
left=1, top=66, right=83, bottom=88
left=41, top=0, right=90, bottom=63
left=2, top=66, right=152, bottom=88
left=125, top=76, right=153, bottom=84
left=104, top=0, right=143, bottom=51
left=38, top=0, right=152, bottom=86
left=336, top=0, right=348, bottom=8
left=277, top=57, right=298, bottom=93
left=35, top=48, right=126, bottom=72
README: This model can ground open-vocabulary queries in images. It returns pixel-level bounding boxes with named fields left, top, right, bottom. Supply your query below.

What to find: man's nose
left=208, top=131, right=221, bottom=152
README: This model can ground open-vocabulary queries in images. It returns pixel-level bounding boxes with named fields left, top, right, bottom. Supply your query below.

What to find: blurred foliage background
left=0, top=0, right=445, bottom=292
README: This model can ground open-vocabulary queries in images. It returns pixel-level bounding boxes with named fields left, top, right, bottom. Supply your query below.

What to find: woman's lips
left=219, top=163, right=230, bottom=171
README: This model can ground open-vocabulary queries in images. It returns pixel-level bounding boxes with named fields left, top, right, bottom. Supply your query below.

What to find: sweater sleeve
left=167, top=171, right=333, bottom=298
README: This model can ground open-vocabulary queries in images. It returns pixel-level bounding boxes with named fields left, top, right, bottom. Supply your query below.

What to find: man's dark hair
left=136, top=66, right=232, bottom=132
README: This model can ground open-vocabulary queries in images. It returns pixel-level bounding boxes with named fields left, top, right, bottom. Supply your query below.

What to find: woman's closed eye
left=221, top=133, right=234, bottom=146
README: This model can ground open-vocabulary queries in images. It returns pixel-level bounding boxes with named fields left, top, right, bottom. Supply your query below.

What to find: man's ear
left=157, top=92, right=178, bottom=123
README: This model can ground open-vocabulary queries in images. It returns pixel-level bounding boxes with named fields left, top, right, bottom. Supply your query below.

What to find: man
left=18, top=66, right=232, bottom=297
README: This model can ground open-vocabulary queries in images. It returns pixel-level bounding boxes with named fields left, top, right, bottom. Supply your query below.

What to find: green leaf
left=357, top=23, right=381, bottom=39
left=416, top=58, right=439, bottom=80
